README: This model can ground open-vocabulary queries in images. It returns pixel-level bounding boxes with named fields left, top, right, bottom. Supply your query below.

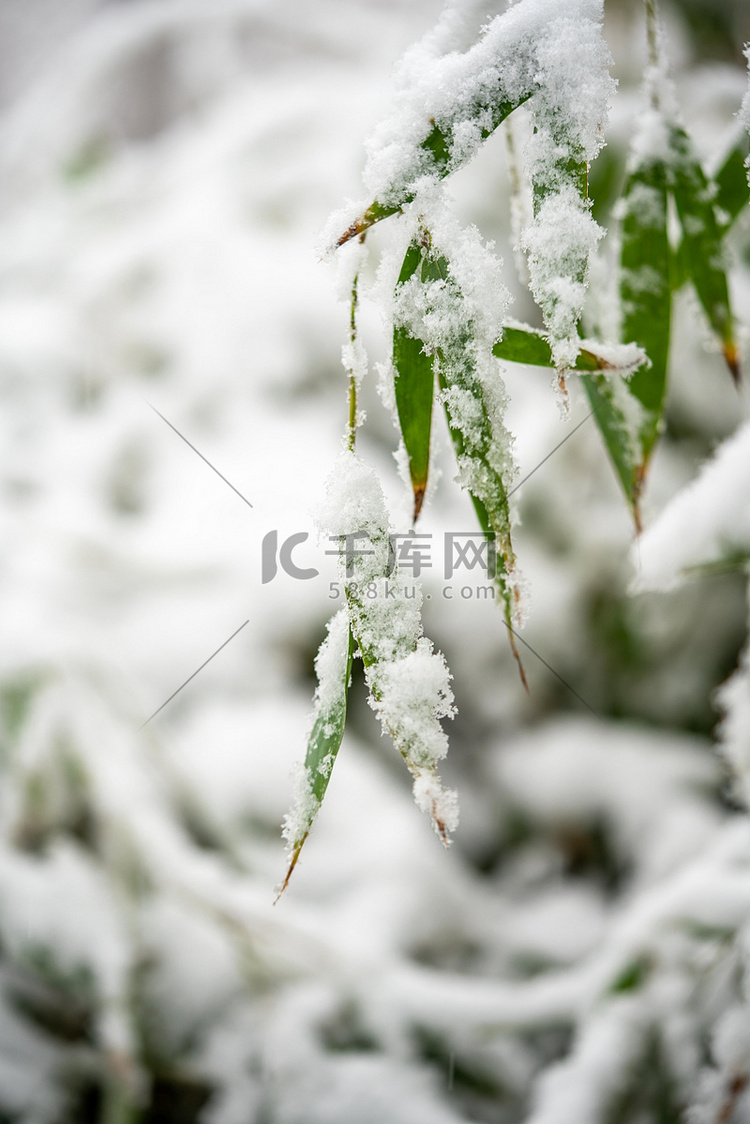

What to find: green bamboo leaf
left=492, top=325, right=601, bottom=372
left=394, top=241, right=436, bottom=522
left=492, top=322, right=648, bottom=526
left=670, top=131, right=749, bottom=293
left=336, top=92, right=532, bottom=246
left=669, top=124, right=740, bottom=384
left=540, top=155, right=671, bottom=527
left=579, top=373, right=642, bottom=528
left=620, top=160, right=671, bottom=448
left=579, top=154, right=671, bottom=525
left=278, top=613, right=354, bottom=897
left=422, top=254, right=513, bottom=556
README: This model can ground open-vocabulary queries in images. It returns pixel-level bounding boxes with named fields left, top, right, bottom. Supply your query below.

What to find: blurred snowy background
left=1, top=0, right=750, bottom=1120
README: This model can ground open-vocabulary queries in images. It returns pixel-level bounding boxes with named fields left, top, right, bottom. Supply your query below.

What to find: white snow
left=0, top=1, right=747, bottom=1122
left=632, top=419, right=750, bottom=591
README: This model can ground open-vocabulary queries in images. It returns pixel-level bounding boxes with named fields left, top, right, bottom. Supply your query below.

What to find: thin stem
left=346, top=269, right=360, bottom=452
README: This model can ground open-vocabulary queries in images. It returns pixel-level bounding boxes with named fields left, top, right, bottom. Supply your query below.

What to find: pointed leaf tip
left=723, top=341, right=742, bottom=388
left=280, top=614, right=354, bottom=895
left=274, top=834, right=307, bottom=903
left=413, top=485, right=426, bottom=523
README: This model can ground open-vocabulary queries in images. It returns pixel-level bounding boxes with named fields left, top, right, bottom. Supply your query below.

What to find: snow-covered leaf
left=317, top=453, right=458, bottom=845
left=279, top=612, right=354, bottom=897
left=336, top=0, right=613, bottom=262
left=493, top=324, right=643, bottom=375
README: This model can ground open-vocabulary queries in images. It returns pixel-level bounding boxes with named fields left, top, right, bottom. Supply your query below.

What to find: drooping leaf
left=278, top=613, right=354, bottom=897
left=670, top=131, right=749, bottom=292
left=577, top=152, right=672, bottom=525
left=579, top=373, right=643, bottom=529
left=669, top=124, right=740, bottom=384
left=505, top=155, right=671, bottom=526
left=394, top=241, right=435, bottom=521
left=619, top=158, right=671, bottom=456
left=493, top=322, right=648, bottom=527
left=346, top=566, right=457, bottom=844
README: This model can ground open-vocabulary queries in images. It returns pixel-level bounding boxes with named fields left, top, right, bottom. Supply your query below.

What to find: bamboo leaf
left=394, top=241, right=436, bottom=522
left=493, top=323, right=647, bottom=526
left=670, top=131, right=749, bottom=293
left=521, top=154, right=671, bottom=528
left=278, top=613, right=354, bottom=897
left=669, top=125, right=740, bottom=384
left=619, top=160, right=671, bottom=452
left=336, top=96, right=532, bottom=246
left=575, top=154, right=672, bottom=524
left=579, top=373, right=642, bottom=529
left=319, top=455, right=458, bottom=846
left=492, top=326, right=602, bottom=372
